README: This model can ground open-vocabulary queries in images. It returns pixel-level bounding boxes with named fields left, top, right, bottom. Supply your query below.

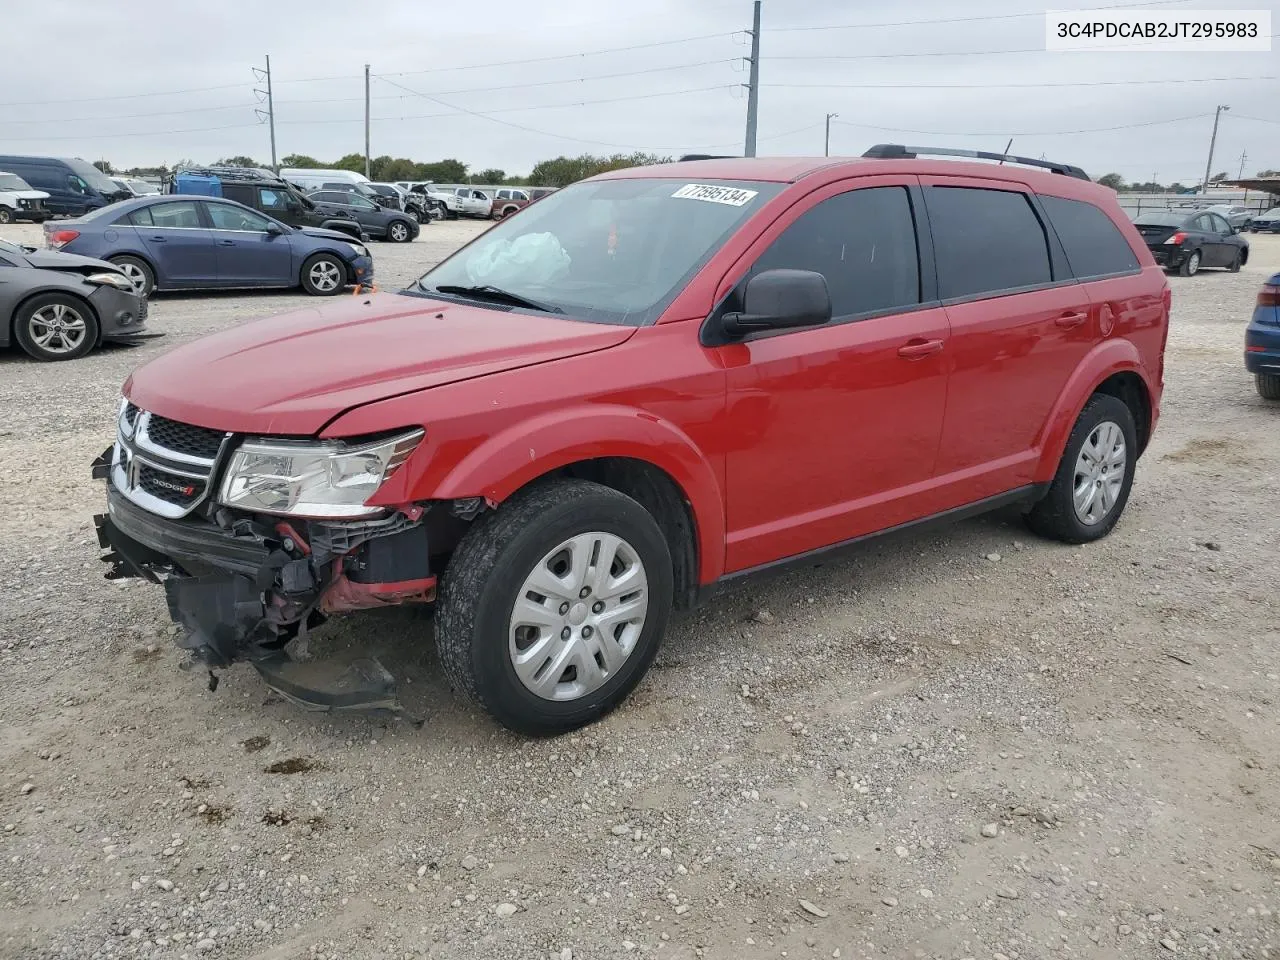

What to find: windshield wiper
left=428, top=283, right=562, bottom=314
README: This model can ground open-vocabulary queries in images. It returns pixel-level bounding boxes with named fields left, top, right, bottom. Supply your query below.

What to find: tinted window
left=207, top=203, right=272, bottom=231
left=349, top=194, right=377, bottom=210
left=312, top=192, right=347, bottom=203
left=1191, top=214, right=1214, bottom=233
left=1132, top=211, right=1185, bottom=228
left=149, top=202, right=202, bottom=228
left=1039, top=194, right=1139, bottom=279
left=125, top=207, right=153, bottom=227
left=927, top=186, right=1051, bottom=299
left=1209, top=214, right=1232, bottom=234
left=750, top=186, right=920, bottom=318
left=258, top=188, right=291, bottom=211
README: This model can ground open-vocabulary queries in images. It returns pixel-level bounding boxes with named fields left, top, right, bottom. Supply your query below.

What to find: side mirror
left=722, top=269, right=832, bottom=338
left=265, top=222, right=285, bottom=236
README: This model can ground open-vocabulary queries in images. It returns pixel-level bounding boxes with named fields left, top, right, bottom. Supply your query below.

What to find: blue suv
left=44, top=196, right=373, bottom=298
left=1246, top=272, right=1280, bottom=400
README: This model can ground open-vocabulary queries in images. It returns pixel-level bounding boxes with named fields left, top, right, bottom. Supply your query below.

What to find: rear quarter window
left=926, top=186, right=1052, bottom=300
left=1039, top=195, right=1140, bottom=279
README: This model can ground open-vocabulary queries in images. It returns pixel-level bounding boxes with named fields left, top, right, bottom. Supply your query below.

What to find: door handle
left=217, top=239, right=235, bottom=246
left=1056, top=312, right=1088, bottom=328
left=147, top=235, right=167, bottom=242
left=897, top=338, right=945, bottom=360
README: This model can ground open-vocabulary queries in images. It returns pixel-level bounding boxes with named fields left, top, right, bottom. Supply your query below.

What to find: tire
left=299, top=253, right=346, bottom=296
left=387, top=219, right=412, bottom=243
left=1178, top=249, right=1201, bottom=277
left=13, top=292, right=99, bottom=361
left=1228, top=249, right=1242, bottom=272
left=1257, top=373, right=1280, bottom=401
left=436, top=479, right=674, bottom=736
left=0, top=207, right=11, bottom=224
left=109, top=255, right=155, bottom=298
left=1026, top=393, right=1138, bottom=545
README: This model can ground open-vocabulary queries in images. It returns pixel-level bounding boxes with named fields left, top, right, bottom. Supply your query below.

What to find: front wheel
left=1178, top=249, right=1201, bottom=277
left=0, top=207, right=11, bottom=224
left=387, top=219, right=413, bottom=243
left=436, top=480, right=673, bottom=736
left=13, top=293, right=99, bottom=361
left=1026, top=393, right=1138, bottom=544
left=1257, top=373, right=1280, bottom=401
left=299, top=253, right=346, bottom=296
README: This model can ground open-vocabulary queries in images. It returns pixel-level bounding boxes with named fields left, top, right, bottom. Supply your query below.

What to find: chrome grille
left=110, top=401, right=230, bottom=519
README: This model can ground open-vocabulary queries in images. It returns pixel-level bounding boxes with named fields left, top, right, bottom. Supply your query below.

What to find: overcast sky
left=4, top=0, right=1277, bottom=184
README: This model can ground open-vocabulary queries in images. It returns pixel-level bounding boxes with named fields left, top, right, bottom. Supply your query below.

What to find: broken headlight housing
left=218, top=429, right=423, bottom=519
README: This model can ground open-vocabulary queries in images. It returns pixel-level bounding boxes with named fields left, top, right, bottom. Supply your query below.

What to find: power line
left=770, top=75, right=1276, bottom=90
left=766, top=34, right=1280, bottom=62
left=832, top=112, right=1215, bottom=138
left=769, top=0, right=1191, bottom=33
left=1230, top=113, right=1280, bottom=125
left=0, top=102, right=258, bottom=125
left=373, top=59, right=736, bottom=99
left=2, top=121, right=264, bottom=143
left=276, top=84, right=740, bottom=126
left=0, top=82, right=250, bottom=108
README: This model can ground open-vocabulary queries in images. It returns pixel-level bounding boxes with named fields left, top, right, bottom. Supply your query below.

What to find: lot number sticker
left=672, top=183, right=759, bottom=206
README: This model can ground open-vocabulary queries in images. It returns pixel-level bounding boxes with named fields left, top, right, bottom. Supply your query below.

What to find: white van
left=0, top=170, right=51, bottom=224
left=279, top=168, right=371, bottom=194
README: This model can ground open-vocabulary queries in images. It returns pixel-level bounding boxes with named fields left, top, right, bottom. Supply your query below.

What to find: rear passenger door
left=923, top=179, right=1091, bottom=497
left=719, top=177, right=952, bottom=571
left=130, top=201, right=216, bottom=286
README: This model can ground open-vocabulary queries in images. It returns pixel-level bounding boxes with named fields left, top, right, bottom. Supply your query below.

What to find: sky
left=3, top=0, right=1278, bottom=185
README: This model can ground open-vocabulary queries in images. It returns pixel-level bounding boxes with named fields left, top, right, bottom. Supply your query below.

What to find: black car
left=171, top=167, right=369, bottom=243
left=1132, top=209, right=1250, bottom=276
left=307, top=190, right=419, bottom=243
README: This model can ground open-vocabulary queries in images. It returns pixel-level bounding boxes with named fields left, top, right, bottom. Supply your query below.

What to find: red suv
left=94, top=146, right=1170, bottom=734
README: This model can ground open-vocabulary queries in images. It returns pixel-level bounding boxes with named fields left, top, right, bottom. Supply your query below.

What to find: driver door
left=714, top=178, right=951, bottom=572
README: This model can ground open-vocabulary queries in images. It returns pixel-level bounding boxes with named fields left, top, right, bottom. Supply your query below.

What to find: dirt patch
left=178, top=775, right=210, bottom=789
left=131, top=646, right=163, bottom=664
left=263, top=757, right=322, bottom=775
left=241, top=735, right=270, bottom=754
left=261, top=809, right=292, bottom=827
left=197, top=805, right=229, bottom=825
left=1162, top=435, right=1250, bottom=464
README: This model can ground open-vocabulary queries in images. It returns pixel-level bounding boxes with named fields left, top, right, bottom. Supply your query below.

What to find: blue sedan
left=1245, top=271, right=1280, bottom=400
left=43, top=195, right=373, bottom=298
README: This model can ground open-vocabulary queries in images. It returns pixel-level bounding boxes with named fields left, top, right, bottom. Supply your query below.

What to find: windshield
left=1133, top=211, right=1186, bottom=227
left=0, top=173, right=31, bottom=191
left=0, top=237, right=28, bottom=255
left=129, top=179, right=159, bottom=194
left=413, top=177, right=781, bottom=326
left=65, top=158, right=126, bottom=196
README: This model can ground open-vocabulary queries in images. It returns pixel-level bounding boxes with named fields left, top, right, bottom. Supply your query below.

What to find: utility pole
left=1238, top=148, right=1248, bottom=178
left=1200, top=104, right=1229, bottom=195
left=364, top=64, right=371, bottom=180
left=743, top=0, right=761, bottom=157
left=824, top=113, right=837, bottom=156
left=252, top=56, right=279, bottom=173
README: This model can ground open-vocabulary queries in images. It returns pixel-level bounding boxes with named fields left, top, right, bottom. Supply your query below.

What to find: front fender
left=370, top=404, right=727, bottom=584
left=1033, top=338, right=1157, bottom=484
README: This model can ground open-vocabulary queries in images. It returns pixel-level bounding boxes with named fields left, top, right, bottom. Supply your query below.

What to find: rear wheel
left=300, top=253, right=345, bottom=296
left=0, top=207, right=11, bottom=224
left=1257, top=373, right=1280, bottom=401
left=109, top=255, right=155, bottom=297
left=13, top=293, right=99, bottom=361
left=1178, top=250, right=1201, bottom=277
left=1026, top=394, right=1137, bottom=544
left=1228, top=249, right=1243, bottom=272
left=436, top=479, right=673, bottom=736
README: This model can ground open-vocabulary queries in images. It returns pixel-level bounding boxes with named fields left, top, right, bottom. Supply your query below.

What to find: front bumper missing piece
left=92, top=447, right=432, bottom=717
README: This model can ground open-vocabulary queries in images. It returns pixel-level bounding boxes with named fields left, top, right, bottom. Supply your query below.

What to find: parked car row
left=1131, top=208, right=1250, bottom=276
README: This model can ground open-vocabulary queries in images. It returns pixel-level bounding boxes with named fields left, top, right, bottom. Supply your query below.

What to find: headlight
left=218, top=429, right=423, bottom=519
left=346, top=242, right=369, bottom=258
left=86, top=271, right=135, bottom=291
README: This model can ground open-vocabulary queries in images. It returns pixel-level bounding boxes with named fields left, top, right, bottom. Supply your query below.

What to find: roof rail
left=861, top=144, right=1090, bottom=182
left=175, top=164, right=285, bottom=184
left=678, top=154, right=739, bottom=161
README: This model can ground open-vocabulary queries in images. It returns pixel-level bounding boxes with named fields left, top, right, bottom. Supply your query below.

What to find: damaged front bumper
left=94, top=449, right=437, bottom=713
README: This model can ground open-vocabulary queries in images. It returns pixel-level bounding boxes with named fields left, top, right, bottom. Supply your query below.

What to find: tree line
left=1095, top=169, right=1280, bottom=193
left=95, top=151, right=672, bottom=188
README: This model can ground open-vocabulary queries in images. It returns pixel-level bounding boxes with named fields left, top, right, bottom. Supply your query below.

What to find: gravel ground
left=1, top=221, right=1278, bottom=960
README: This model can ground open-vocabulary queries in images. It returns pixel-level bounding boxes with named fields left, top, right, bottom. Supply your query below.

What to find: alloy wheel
left=28, top=303, right=88, bottom=355
left=1072, top=420, right=1127, bottom=525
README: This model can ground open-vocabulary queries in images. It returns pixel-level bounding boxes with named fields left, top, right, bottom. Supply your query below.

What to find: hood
left=22, top=248, right=117, bottom=272
left=125, top=293, right=635, bottom=436
left=0, top=189, right=49, bottom=201
left=298, top=226, right=363, bottom=243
